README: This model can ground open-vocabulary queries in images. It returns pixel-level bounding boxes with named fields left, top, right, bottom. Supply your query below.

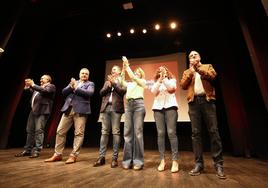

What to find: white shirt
left=194, top=72, right=205, bottom=95
left=151, top=78, right=178, bottom=110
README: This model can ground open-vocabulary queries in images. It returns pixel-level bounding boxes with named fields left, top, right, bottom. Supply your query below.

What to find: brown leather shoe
left=44, top=155, right=62, bottom=162
left=65, top=156, right=77, bottom=164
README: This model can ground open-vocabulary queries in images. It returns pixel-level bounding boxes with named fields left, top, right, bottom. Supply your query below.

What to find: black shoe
left=111, top=159, right=118, bottom=168
left=216, top=166, right=226, bottom=179
left=93, top=157, right=105, bottom=167
left=29, top=153, right=39, bottom=158
left=15, top=151, right=31, bottom=157
left=189, top=165, right=203, bottom=176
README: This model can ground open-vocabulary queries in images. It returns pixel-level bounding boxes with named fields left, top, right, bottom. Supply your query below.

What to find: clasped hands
left=122, top=56, right=129, bottom=68
left=70, top=78, right=78, bottom=89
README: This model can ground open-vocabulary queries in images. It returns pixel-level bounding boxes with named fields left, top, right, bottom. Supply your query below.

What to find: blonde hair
left=135, top=67, right=145, bottom=79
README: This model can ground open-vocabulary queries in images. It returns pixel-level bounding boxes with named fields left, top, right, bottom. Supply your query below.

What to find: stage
left=0, top=148, right=267, bottom=188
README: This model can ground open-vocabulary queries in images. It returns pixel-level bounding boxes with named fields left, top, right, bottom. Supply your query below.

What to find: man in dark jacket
left=15, top=74, right=56, bottom=158
left=93, top=65, right=126, bottom=168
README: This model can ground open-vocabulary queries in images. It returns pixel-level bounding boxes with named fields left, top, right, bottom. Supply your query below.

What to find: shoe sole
left=189, top=170, right=202, bottom=176
left=216, top=174, right=227, bottom=179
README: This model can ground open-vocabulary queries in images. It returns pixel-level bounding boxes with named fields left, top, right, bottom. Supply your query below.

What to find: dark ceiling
left=0, top=0, right=238, bottom=60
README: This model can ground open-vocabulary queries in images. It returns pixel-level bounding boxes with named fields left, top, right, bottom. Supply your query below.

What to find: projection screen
left=102, top=52, right=190, bottom=122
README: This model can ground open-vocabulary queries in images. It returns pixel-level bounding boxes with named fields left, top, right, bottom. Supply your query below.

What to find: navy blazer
left=30, top=83, right=56, bottom=115
left=61, top=80, right=95, bottom=114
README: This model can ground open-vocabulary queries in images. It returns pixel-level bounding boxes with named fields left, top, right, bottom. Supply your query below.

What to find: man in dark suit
left=15, top=74, right=56, bottom=158
left=93, top=65, right=126, bottom=168
left=45, top=68, right=95, bottom=164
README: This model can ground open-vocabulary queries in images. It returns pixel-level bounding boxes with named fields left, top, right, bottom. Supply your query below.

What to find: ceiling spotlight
left=154, top=24, right=160, bottom=30
left=170, top=22, right=177, bottom=29
left=142, top=29, right=147, bottom=34
left=130, top=29, right=135, bottom=34
left=117, top=32, right=122, bottom=37
left=0, top=48, right=4, bottom=53
left=106, top=33, right=112, bottom=38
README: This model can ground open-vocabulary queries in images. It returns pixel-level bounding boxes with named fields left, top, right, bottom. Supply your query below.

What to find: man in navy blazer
left=45, top=68, right=95, bottom=164
left=15, top=74, right=56, bottom=158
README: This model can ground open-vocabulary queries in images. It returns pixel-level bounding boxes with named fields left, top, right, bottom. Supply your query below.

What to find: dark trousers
left=24, top=111, right=49, bottom=153
left=188, top=96, right=223, bottom=168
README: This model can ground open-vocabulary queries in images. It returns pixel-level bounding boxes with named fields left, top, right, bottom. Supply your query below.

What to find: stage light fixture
left=142, top=29, right=147, bottom=34
left=0, top=48, right=4, bottom=53
left=154, top=24, right=160, bottom=30
left=106, top=33, right=112, bottom=38
left=130, top=29, right=135, bottom=34
left=117, top=32, right=122, bottom=36
left=170, top=22, right=177, bottom=29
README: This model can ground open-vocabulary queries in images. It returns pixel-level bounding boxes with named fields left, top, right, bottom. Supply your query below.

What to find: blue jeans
left=99, top=104, right=122, bottom=159
left=24, top=111, right=49, bottom=153
left=153, top=108, right=178, bottom=161
left=122, top=99, right=145, bottom=167
left=188, top=96, right=223, bottom=168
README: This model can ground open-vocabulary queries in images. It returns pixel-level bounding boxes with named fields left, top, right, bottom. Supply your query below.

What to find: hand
left=122, top=56, right=129, bottom=67
left=70, top=78, right=77, bottom=89
left=122, top=56, right=128, bottom=62
left=158, top=72, right=164, bottom=83
left=190, top=66, right=195, bottom=72
left=107, top=74, right=115, bottom=84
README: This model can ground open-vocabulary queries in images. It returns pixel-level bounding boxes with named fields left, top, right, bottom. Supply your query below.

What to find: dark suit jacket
left=61, top=80, right=95, bottom=114
left=100, top=81, right=126, bottom=113
left=30, top=83, right=56, bottom=115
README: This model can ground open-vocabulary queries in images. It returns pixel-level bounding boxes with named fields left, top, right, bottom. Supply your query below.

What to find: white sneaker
left=171, top=161, right=179, bottom=173
left=157, top=159, right=166, bottom=172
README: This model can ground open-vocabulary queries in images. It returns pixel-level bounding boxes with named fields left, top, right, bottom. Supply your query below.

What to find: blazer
left=30, top=83, right=56, bottom=115
left=99, top=81, right=126, bottom=113
left=180, top=64, right=217, bottom=102
left=61, top=80, right=95, bottom=114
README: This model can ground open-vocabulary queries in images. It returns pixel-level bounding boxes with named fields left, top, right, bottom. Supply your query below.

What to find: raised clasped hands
left=70, top=78, right=78, bottom=89
left=122, top=56, right=129, bottom=67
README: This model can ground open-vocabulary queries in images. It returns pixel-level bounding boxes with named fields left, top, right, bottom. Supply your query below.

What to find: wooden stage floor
left=0, top=148, right=268, bottom=188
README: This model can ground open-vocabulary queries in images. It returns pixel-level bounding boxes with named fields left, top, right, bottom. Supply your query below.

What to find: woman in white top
left=121, top=56, right=146, bottom=170
left=151, top=66, right=179, bottom=173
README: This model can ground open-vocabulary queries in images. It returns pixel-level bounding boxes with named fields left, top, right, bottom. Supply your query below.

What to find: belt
left=127, top=98, right=143, bottom=102
left=194, top=94, right=205, bottom=97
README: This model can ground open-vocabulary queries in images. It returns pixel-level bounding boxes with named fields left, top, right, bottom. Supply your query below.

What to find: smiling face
left=111, top=66, right=121, bottom=77
left=79, top=68, right=89, bottom=82
left=40, top=75, right=51, bottom=86
left=134, top=67, right=145, bottom=79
